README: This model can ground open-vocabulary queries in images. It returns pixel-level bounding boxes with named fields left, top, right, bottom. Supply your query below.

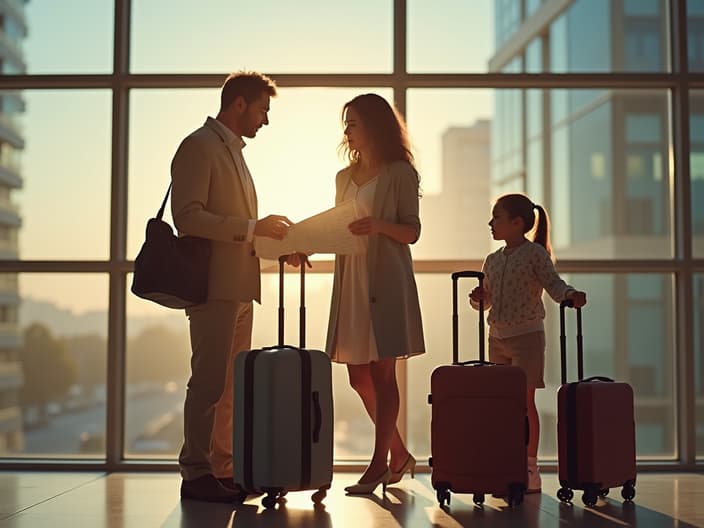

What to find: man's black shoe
left=217, top=477, right=263, bottom=499
left=180, top=474, right=241, bottom=503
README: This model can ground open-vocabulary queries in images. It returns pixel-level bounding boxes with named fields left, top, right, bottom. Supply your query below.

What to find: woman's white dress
left=333, top=176, right=379, bottom=365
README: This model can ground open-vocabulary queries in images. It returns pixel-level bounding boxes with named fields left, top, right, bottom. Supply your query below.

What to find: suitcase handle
left=278, top=255, right=308, bottom=348
left=455, top=359, right=496, bottom=367
left=559, top=299, right=583, bottom=384
left=451, top=270, right=485, bottom=364
left=583, top=375, right=614, bottom=383
left=312, top=391, right=322, bottom=443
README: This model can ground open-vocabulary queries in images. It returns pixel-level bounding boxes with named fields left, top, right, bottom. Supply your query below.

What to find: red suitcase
left=556, top=300, right=637, bottom=506
left=428, top=270, right=528, bottom=507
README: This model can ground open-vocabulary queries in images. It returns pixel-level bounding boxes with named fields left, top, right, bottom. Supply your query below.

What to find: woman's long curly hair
left=338, top=93, right=420, bottom=189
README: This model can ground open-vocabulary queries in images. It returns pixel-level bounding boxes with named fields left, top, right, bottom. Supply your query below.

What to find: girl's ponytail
left=533, top=204, right=552, bottom=257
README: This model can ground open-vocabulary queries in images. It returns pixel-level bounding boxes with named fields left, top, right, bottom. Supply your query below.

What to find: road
left=23, top=388, right=184, bottom=455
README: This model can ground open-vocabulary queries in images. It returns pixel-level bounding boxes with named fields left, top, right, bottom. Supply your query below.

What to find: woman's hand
left=348, top=216, right=384, bottom=236
left=469, top=286, right=489, bottom=304
left=566, top=290, right=587, bottom=308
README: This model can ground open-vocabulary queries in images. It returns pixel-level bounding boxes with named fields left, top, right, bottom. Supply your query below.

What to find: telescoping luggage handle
left=276, top=255, right=308, bottom=348
left=451, top=270, right=485, bottom=365
left=559, top=300, right=612, bottom=384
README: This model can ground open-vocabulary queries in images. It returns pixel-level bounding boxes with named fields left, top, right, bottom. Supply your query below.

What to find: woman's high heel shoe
left=344, top=468, right=391, bottom=495
left=387, top=454, right=416, bottom=485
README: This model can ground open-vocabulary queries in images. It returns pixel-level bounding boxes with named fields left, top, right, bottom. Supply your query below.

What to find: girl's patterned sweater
left=471, top=240, right=575, bottom=339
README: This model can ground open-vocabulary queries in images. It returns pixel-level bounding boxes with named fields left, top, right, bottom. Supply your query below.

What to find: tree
left=127, top=325, right=190, bottom=385
left=19, top=322, right=77, bottom=424
left=62, top=334, right=106, bottom=401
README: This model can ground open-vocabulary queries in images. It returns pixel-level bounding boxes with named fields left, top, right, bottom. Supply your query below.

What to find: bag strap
left=157, top=183, right=172, bottom=220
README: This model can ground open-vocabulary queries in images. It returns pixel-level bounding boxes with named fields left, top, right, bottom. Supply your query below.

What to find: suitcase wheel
left=506, top=485, right=524, bottom=507
left=582, top=488, right=599, bottom=507
left=621, top=482, right=636, bottom=502
left=599, top=488, right=609, bottom=498
left=262, top=494, right=277, bottom=508
left=473, top=493, right=485, bottom=506
left=311, top=489, right=327, bottom=504
left=435, top=485, right=451, bottom=507
left=261, top=488, right=284, bottom=509
left=557, top=487, right=574, bottom=503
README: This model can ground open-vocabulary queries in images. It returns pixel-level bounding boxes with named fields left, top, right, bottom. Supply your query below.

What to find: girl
left=469, top=193, right=586, bottom=494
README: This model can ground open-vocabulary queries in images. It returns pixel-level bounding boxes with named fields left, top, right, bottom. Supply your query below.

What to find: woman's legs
left=347, top=358, right=409, bottom=482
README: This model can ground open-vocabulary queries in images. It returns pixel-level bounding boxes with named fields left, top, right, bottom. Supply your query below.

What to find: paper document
left=254, top=199, right=364, bottom=260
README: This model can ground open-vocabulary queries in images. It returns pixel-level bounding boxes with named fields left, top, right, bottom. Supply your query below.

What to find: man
left=171, top=71, right=291, bottom=502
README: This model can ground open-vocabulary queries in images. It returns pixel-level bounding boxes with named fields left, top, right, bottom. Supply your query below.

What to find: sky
left=15, top=0, right=496, bottom=316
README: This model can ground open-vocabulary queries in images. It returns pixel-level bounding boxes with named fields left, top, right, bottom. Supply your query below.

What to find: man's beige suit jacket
left=170, top=118, right=261, bottom=303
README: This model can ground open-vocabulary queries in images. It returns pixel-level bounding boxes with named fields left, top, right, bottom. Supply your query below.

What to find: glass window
left=526, top=139, right=544, bottom=205
left=125, top=276, right=190, bottom=458
left=408, top=272, right=676, bottom=461
left=0, top=90, right=112, bottom=260
left=689, top=93, right=704, bottom=258
left=406, top=89, right=494, bottom=261
left=495, top=0, right=522, bottom=48
left=527, top=89, right=543, bottom=139
left=625, top=0, right=660, bottom=16
left=525, top=0, right=543, bottom=17
left=130, top=1, right=392, bottom=74
left=549, top=0, right=668, bottom=73
left=547, top=90, right=672, bottom=259
left=21, top=0, right=114, bottom=74
left=408, top=0, right=495, bottom=73
left=550, top=14, right=569, bottom=73
left=688, top=0, right=704, bottom=71
left=525, top=38, right=543, bottom=73
left=0, top=274, right=108, bottom=459
left=626, top=114, right=661, bottom=143
left=695, top=273, right=704, bottom=458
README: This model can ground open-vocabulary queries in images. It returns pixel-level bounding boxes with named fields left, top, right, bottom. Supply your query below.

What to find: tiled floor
left=0, top=471, right=702, bottom=527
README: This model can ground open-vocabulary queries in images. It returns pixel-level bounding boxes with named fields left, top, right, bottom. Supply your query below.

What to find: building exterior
left=0, top=0, right=26, bottom=453
left=491, top=0, right=704, bottom=456
left=418, top=120, right=492, bottom=260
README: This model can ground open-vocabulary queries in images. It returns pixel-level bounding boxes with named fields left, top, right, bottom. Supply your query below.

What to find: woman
left=329, top=93, right=425, bottom=494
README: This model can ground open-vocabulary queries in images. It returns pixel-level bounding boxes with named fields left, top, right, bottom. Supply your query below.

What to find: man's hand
left=255, top=215, right=293, bottom=240
left=285, top=252, right=312, bottom=268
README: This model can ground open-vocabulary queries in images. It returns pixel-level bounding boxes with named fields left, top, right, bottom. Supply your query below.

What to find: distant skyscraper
left=0, top=0, right=27, bottom=452
left=417, top=119, right=491, bottom=260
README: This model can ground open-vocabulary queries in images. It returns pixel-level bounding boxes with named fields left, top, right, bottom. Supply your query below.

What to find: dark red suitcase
left=556, top=300, right=637, bottom=506
left=428, top=270, right=528, bottom=507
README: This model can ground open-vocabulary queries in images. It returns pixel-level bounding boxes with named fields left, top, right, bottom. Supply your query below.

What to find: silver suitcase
left=233, top=257, right=333, bottom=508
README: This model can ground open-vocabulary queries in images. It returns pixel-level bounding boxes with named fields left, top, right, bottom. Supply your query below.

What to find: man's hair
left=220, top=71, right=277, bottom=111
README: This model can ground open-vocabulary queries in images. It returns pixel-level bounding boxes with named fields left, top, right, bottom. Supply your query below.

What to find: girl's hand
left=348, top=216, right=383, bottom=236
left=566, top=290, right=587, bottom=308
left=469, top=286, right=489, bottom=304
